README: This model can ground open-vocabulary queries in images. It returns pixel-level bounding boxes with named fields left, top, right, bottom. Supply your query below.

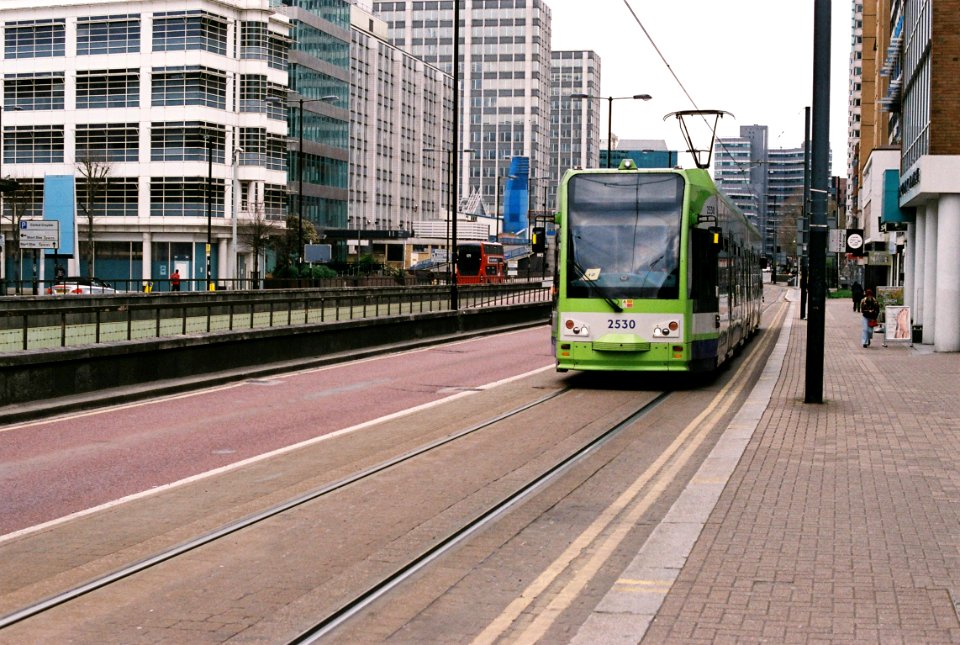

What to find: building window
left=153, top=10, right=228, bottom=55
left=151, top=122, right=224, bottom=163
left=268, top=32, right=291, bottom=71
left=76, top=123, right=139, bottom=162
left=77, top=14, right=141, bottom=55
left=76, top=69, right=140, bottom=109
left=240, top=75, right=288, bottom=120
left=151, top=177, right=224, bottom=217
left=4, top=72, right=65, bottom=110
left=4, top=125, right=64, bottom=163
left=4, top=19, right=65, bottom=59
left=267, top=133, right=288, bottom=172
left=264, top=184, right=286, bottom=220
left=77, top=176, right=139, bottom=216
left=0, top=178, right=43, bottom=219
left=241, top=21, right=268, bottom=60
left=152, top=66, right=226, bottom=109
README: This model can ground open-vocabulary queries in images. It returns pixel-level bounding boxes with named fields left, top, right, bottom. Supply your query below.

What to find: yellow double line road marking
left=473, top=302, right=789, bottom=644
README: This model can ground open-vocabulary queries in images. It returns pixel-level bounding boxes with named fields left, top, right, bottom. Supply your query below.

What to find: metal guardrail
left=0, top=282, right=552, bottom=353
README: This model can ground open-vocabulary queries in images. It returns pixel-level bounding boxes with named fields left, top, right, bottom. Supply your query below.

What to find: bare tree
left=77, top=157, right=111, bottom=276
left=271, top=215, right=320, bottom=276
left=2, top=179, right=37, bottom=294
left=238, top=203, right=281, bottom=288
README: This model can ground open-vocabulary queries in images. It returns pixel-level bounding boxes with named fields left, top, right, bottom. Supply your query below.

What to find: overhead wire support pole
left=450, top=0, right=461, bottom=311
left=801, top=106, right=811, bottom=320
left=298, top=97, right=304, bottom=273
left=206, top=134, right=214, bottom=291
left=805, top=0, right=831, bottom=404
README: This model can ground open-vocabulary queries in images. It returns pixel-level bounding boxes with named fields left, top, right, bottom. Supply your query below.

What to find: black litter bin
left=912, top=325, right=923, bottom=344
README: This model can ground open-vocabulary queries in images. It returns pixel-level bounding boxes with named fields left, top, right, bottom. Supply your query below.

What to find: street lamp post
left=297, top=95, right=339, bottom=273
left=231, top=146, right=243, bottom=288
left=570, top=93, right=651, bottom=168
left=205, top=134, right=214, bottom=291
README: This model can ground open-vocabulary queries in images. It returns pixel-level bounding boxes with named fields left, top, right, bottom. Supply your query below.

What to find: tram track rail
left=289, top=391, right=672, bottom=644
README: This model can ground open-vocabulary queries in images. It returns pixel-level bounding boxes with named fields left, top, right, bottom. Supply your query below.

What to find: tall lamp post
left=296, top=94, right=339, bottom=273
left=230, top=145, right=244, bottom=288
left=205, top=134, right=214, bottom=291
left=570, top=93, right=652, bottom=168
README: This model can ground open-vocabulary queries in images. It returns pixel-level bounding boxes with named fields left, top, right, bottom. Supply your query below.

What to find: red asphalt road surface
left=0, top=327, right=553, bottom=537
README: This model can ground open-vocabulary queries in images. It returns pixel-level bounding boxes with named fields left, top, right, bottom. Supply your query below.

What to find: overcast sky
left=547, top=0, right=853, bottom=173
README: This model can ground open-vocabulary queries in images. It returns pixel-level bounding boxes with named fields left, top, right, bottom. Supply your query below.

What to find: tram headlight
left=563, top=318, right=590, bottom=337
left=652, top=320, right=681, bottom=338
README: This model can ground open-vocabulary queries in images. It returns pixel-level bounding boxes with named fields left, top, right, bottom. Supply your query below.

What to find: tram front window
left=566, top=173, right=684, bottom=299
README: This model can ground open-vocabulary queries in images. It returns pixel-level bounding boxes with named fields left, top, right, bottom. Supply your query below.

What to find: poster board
left=876, top=286, right=904, bottom=308
left=883, top=306, right=912, bottom=346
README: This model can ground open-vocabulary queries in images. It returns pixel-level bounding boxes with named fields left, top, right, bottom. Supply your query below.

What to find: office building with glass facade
left=274, top=0, right=352, bottom=258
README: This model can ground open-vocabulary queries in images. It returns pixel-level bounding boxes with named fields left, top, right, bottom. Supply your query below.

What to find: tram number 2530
left=607, top=319, right=637, bottom=330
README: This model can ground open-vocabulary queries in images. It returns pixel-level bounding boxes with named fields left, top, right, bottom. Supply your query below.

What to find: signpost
left=20, top=220, right=60, bottom=295
left=19, top=220, right=60, bottom=249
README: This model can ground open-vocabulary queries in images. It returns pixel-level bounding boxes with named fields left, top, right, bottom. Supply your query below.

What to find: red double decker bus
left=456, top=242, right=506, bottom=284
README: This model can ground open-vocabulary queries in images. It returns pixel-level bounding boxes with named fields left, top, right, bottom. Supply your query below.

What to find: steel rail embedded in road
left=289, top=391, right=672, bottom=644
left=0, top=386, right=567, bottom=631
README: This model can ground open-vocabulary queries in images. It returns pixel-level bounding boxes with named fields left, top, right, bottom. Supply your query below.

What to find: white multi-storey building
left=348, top=4, right=452, bottom=255
left=0, top=0, right=290, bottom=290
left=550, top=50, right=601, bottom=208
left=371, top=0, right=552, bottom=228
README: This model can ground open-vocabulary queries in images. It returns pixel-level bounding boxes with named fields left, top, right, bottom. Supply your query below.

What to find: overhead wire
left=620, top=0, right=754, bottom=175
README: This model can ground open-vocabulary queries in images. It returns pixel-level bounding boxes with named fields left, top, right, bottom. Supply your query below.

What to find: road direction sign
left=19, top=220, right=60, bottom=249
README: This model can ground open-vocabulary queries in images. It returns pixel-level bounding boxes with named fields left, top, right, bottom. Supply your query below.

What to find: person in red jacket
left=171, top=269, right=181, bottom=292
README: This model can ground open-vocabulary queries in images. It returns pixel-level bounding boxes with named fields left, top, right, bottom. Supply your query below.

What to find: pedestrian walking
left=851, top=281, right=864, bottom=312
left=171, top=269, right=181, bottom=292
left=860, top=288, right=879, bottom=347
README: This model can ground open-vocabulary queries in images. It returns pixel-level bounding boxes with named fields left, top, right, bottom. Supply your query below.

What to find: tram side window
left=690, top=228, right=719, bottom=311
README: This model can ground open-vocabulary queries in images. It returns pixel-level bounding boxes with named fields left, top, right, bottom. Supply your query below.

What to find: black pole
left=206, top=134, right=213, bottom=291
left=298, top=97, right=304, bottom=274
left=800, top=106, right=811, bottom=319
left=450, top=0, right=460, bottom=310
left=446, top=150, right=452, bottom=285
left=805, top=0, right=831, bottom=404
left=606, top=97, right=613, bottom=169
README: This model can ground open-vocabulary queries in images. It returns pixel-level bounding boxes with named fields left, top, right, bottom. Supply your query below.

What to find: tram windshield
left=566, top=173, right=683, bottom=300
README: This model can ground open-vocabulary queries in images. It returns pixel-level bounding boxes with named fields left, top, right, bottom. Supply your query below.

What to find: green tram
left=552, top=159, right=763, bottom=373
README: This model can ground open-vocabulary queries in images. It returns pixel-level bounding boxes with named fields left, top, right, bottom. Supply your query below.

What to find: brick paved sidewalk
left=641, top=293, right=960, bottom=643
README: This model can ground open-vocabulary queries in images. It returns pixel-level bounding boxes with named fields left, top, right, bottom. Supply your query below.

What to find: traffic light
left=532, top=226, right=545, bottom=253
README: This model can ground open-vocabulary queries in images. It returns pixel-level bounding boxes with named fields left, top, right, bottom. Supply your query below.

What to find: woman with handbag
left=860, top=289, right=880, bottom=347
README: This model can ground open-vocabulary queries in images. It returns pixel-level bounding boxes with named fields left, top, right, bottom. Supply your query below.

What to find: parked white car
left=46, top=277, right=124, bottom=295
